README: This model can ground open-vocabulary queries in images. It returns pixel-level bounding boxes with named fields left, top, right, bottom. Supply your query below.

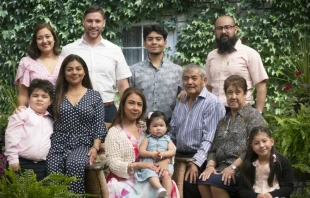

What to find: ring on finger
left=228, top=176, right=231, bottom=179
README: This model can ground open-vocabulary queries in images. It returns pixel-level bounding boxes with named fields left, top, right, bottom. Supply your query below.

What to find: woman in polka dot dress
left=46, top=54, right=106, bottom=194
left=14, top=22, right=64, bottom=106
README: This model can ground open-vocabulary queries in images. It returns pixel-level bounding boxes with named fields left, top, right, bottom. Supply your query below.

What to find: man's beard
left=216, top=35, right=238, bottom=54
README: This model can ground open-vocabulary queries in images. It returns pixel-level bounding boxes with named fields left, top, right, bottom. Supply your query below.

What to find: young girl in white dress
left=135, top=111, right=176, bottom=198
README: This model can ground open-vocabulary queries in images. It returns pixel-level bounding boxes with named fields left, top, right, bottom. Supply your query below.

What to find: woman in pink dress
left=14, top=22, right=64, bottom=106
left=105, top=87, right=180, bottom=198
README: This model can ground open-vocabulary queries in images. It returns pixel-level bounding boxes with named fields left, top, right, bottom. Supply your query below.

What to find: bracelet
left=91, top=146, right=100, bottom=151
left=206, top=164, right=215, bottom=168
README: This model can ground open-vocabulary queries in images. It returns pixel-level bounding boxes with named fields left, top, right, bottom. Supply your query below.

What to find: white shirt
left=61, top=37, right=132, bottom=102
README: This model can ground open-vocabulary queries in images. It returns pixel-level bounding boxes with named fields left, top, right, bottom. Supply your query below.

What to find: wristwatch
left=231, top=164, right=237, bottom=170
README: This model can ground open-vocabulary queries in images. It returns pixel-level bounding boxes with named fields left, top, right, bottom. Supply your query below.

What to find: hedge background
left=0, top=0, right=309, bottom=114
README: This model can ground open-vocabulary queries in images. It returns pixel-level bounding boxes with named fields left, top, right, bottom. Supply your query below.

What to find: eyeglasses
left=215, top=25, right=236, bottom=31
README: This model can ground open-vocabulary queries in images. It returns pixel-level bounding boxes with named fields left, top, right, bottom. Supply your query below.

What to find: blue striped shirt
left=169, top=87, right=225, bottom=167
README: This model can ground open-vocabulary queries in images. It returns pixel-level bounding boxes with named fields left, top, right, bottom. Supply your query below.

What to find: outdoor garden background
left=0, top=0, right=309, bottom=197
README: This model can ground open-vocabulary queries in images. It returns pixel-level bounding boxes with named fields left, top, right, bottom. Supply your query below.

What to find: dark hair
left=223, top=75, right=247, bottom=94
left=143, top=25, right=168, bottom=41
left=83, top=5, right=105, bottom=19
left=146, top=111, right=170, bottom=134
left=110, top=87, right=147, bottom=128
left=241, top=126, right=284, bottom=190
left=54, top=54, right=93, bottom=122
left=27, top=22, right=60, bottom=59
left=28, top=78, right=54, bottom=99
left=214, top=15, right=237, bottom=26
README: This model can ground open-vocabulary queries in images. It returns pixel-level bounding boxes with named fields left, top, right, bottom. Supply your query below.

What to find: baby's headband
left=148, top=112, right=153, bottom=119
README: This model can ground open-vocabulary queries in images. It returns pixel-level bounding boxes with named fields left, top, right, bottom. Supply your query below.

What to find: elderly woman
left=198, top=75, right=268, bottom=198
left=105, top=87, right=180, bottom=198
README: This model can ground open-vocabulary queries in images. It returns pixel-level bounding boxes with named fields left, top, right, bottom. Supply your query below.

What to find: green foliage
left=0, top=0, right=309, bottom=115
left=175, top=0, right=310, bottom=113
left=266, top=104, right=310, bottom=174
left=0, top=168, right=88, bottom=197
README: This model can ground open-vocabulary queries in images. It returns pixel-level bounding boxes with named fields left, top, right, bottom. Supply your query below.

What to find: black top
left=239, top=154, right=294, bottom=198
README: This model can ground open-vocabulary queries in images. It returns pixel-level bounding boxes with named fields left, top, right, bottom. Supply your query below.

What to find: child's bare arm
left=159, top=140, right=176, bottom=158
left=139, top=138, right=158, bottom=158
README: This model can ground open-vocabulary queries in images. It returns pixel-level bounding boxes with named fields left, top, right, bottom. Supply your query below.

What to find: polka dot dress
left=47, top=89, right=106, bottom=194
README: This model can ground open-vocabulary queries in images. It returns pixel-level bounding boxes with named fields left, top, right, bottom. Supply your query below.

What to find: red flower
left=284, top=84, right=291, bottom=91
left=296, top=71, right=302, bottom=77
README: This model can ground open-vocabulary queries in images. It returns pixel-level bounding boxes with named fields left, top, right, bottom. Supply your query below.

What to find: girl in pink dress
left=14, top=22, right=64, bottom=106
left=239, top=126, right=294, bottom=198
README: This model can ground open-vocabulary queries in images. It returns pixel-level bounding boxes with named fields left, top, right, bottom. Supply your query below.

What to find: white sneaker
left=157, top=187, right=167, bottom=197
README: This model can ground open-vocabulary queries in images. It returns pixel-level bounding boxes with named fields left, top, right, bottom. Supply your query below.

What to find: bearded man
left=205, top=15, right=268, bottom=114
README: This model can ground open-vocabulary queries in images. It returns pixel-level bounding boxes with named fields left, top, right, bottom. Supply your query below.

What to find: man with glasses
left=205, top=15, right=268, bottom=114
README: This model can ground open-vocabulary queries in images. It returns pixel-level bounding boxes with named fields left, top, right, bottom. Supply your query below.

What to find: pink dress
left=14, top=56, right=64, bottom=87
left=107, top=128, right=180, bottom=198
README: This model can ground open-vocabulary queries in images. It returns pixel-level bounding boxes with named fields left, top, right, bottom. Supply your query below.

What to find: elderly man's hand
left=185, top=162, right=199, bottom=184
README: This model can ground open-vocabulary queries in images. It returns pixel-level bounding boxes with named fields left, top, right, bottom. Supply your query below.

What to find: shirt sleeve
left=247, top=50, right=269, bottom=85
left=14, top=57, right=31, bottom=87
left=128, top=66, right=135, bottom=87
left=4, top=110, right=27, bottom=164
left=193, top=102, right=225, bottom=167
left=205, top=53, right=212, bottom=86
left=238, top=170, right=259, bottom=198
left=91, top=91, right=107, bottom=141
left=206, top=122, right=222, bottom=162
left=269, top=156, right=294, bottom=197
left=105, top=127, right=131, bottom=179
left=115, top=47, right=132, bottom=80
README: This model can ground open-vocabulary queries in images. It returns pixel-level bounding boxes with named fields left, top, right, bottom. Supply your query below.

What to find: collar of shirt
left=147, top=55, right=169, bottom=69
left=28, top=107, right=50, bottom=116
left=78, top=36, right=106, bottom=47
left=184, top=86, right=209, bottom=102
left=234, top=39, right=242, bottom=51
left=229, top=103, right=252, bottom=118
left=252, top=154, right=277, bottom=167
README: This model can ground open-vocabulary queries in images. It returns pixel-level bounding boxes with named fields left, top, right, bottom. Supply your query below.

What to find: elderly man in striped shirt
left=169, top=64, right=225, bottom=198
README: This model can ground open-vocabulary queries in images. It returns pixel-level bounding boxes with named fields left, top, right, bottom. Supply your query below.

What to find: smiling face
left=149, top=117, right=167, bottom=137
left=251, top=132, right=274, bottom=160
left=144, top=31, right=167, bottom=55
left=183, top=68, right=206, bottom=98
left=123, top=93, right=143, bottom=122
left=36, top=28, right=55, bottom=55
left=65, top=60, right=86, bottom=86
left=29, top=88, right=52, bottom=115
left=225, top=85, right=246, bottom=113
left=82, top=12, right=105, bottom=43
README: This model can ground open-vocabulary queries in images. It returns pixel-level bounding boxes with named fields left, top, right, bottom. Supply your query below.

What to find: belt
left=104, top=101, right=114, bottom=108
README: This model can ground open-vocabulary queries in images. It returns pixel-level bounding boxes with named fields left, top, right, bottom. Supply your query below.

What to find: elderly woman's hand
left=199, top=165, right=217, bottom=181
left=88, top=148, right=98, bottom=165
left=221, top=166, right=236, bottom=186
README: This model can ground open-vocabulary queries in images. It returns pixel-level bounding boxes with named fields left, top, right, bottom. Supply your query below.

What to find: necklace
left=223, top=117, right=231, bottom=137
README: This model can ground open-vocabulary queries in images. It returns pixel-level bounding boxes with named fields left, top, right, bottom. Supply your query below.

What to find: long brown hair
left=110, top=87, right=147, bottom=128
left=54, top=54, right=93, bottom=122
left=27, top=22, right=60, bottom=59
